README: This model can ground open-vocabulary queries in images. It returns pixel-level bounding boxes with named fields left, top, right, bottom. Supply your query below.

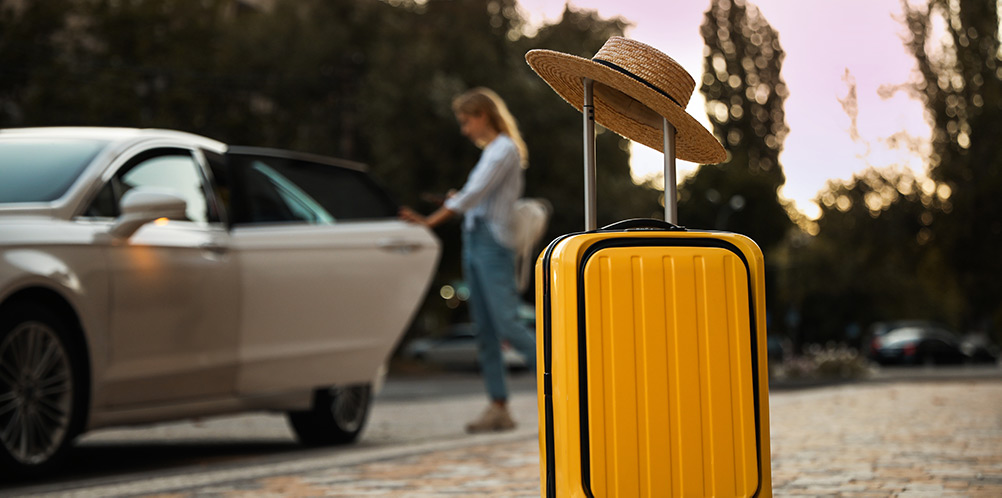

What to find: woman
left=400, top=87, right=536, bottom=433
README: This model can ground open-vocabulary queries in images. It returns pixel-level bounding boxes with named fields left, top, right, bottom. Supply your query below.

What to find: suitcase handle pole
left=581, top=80, right=680, bottom=228
left=583, top=77, right=598, bottom=231
left=663, top=117, right=678, bottom=224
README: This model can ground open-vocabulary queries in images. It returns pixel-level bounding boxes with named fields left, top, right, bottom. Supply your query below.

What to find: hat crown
left=592, top=36, right=695, bottom=108
left=524, top=36, right=726, bottom=163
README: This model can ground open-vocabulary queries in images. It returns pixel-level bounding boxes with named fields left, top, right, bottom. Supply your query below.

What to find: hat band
left=592, top=58, right=683, bottom=109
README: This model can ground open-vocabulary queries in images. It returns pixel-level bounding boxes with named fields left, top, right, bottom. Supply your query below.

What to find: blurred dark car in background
left=869, top=324, right=968, bottom=365
left=402, top=302, right=535, bottom=371
left=959, top=332, right=1001, bottom=364
left=767, top=336, right=785, bottom=363
left=403, top=323, right=529, bottom=371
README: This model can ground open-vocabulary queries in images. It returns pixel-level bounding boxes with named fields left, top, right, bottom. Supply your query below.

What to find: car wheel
left=0, top=302, right=84, bottom=477
left=287, top=384, right=371, bottom=446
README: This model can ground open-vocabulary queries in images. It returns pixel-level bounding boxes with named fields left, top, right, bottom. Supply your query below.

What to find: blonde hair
left=452, top=87, right=528, bottom=168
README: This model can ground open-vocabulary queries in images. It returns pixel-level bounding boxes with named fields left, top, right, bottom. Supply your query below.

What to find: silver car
left=0, top=127, right=440, bottom=476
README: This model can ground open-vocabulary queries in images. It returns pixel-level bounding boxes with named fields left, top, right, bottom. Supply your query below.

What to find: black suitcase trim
left=541, top=235, right=764, bottom=498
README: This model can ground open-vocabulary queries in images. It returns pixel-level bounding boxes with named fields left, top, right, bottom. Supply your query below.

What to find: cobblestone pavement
left=24, top=377, right=1002, bottom=497
left=769, top=380, right=1002, bottom=496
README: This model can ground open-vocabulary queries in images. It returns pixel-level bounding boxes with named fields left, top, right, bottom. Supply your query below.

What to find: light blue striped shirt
left=445, top=134, right=523, bottom=248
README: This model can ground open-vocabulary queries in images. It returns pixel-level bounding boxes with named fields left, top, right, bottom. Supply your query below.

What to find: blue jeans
left=463, top=221, right=537, bottom=402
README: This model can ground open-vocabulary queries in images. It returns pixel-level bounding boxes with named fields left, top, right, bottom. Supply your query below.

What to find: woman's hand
left=399, top=206, right=427, bottom=225
left=399, top=205, right=456, bottom=229
left=419, top=190, right=458, bottom=206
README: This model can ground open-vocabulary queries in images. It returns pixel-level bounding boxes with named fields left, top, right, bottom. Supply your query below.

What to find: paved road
left=0, top=371, right=540, bottom=496
left=4, top=366, right=1002, bottom=496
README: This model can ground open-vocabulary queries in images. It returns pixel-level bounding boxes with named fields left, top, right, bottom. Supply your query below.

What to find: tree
left=899, top=0, right=1002, bottom=336
left=517, top=6, right=662, bottom=235
left=786, top=167, right=960, bottom=346
left=0, top=0, right=92, bottom=126
left=681, top=0, right=795, bottom=331
left=0, top=0, right=665, bottom=335
left=681, top=0, right=792, bottom=250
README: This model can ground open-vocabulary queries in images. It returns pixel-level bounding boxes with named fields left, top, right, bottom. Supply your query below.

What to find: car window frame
left=76, top=146, right=227, bottom=227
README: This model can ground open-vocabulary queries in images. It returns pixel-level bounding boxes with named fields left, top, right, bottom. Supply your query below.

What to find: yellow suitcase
left=535, top=220, right=772, bottom=497
left=526, top=38, right=772, bottom=497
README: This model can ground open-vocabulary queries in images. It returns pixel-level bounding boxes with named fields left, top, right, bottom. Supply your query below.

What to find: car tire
left=0, top=301, right=85, bottom=478
left=287, top=384, right=371, bottom=446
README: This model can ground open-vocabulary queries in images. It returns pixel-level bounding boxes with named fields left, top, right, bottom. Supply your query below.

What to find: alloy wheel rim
left=331, top=386, right=367, bottom=432
left=0, top=322, right=73, bottom=465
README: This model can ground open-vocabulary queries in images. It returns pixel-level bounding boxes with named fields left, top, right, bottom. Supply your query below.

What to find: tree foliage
left=516, top=7, right=662, bottom=232
left=0, top=0, right=662, bottom=333
left=681, top=0, right=792, bottom=251
left=785, top=0, right=1002, bottom=347
left=782, top=167, right=959, bottom=346
left=899, top=0, right=1002, bottom=333
left=15, top=0, right=995, bottom=345
left=681, top=0, right=794, bottom=331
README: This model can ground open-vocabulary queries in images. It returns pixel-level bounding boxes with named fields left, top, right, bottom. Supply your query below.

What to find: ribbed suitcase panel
left=583, top=246, right=758, bottom=497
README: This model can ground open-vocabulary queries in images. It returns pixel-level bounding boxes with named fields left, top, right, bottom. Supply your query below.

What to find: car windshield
left=0, top=139, right=108, bottom=203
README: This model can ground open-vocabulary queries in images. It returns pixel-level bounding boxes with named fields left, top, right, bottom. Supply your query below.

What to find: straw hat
left=526, top=36, right=726, bottom=164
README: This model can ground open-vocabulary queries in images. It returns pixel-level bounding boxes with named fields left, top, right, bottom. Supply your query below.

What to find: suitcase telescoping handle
left=583, top=78, right=598, bottom=230
left=582, top=77, right=678, bottom=230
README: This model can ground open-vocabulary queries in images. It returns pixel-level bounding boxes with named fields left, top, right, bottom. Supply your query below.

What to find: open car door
left=222, top=148, right=440, bottom=395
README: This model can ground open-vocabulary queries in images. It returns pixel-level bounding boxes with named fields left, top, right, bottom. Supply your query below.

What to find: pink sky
left=518, top=0, right=932, bottom=218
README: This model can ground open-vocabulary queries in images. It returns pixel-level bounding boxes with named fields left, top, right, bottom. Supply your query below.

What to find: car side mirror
left=109, top=188, right=188, bottom=239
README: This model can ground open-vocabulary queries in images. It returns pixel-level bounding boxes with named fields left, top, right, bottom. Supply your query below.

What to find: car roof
left=883, top=326, right=958, bottom=342
left=228, top=146, right=369, bottom=173
left=0, top=128, right=368, bottom=173
left=869, top=319, right=949, bottom=336
left=0, top=126, right=226, bottom=151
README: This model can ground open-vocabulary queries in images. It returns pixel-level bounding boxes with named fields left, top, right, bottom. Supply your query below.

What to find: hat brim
left=526, top=49, right=726, bottom=165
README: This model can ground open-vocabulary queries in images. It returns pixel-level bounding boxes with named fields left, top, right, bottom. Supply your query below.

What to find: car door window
left=226, top=159, right=334, bottom=225
left=227, top=151, right=396, bottom=225
left=270, top=162, right=397, bottom=221
left=85, top=149, right=213, bottom=223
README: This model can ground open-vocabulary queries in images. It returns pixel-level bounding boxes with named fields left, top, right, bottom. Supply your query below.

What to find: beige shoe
left=465, top=404, right=516, bottom=433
